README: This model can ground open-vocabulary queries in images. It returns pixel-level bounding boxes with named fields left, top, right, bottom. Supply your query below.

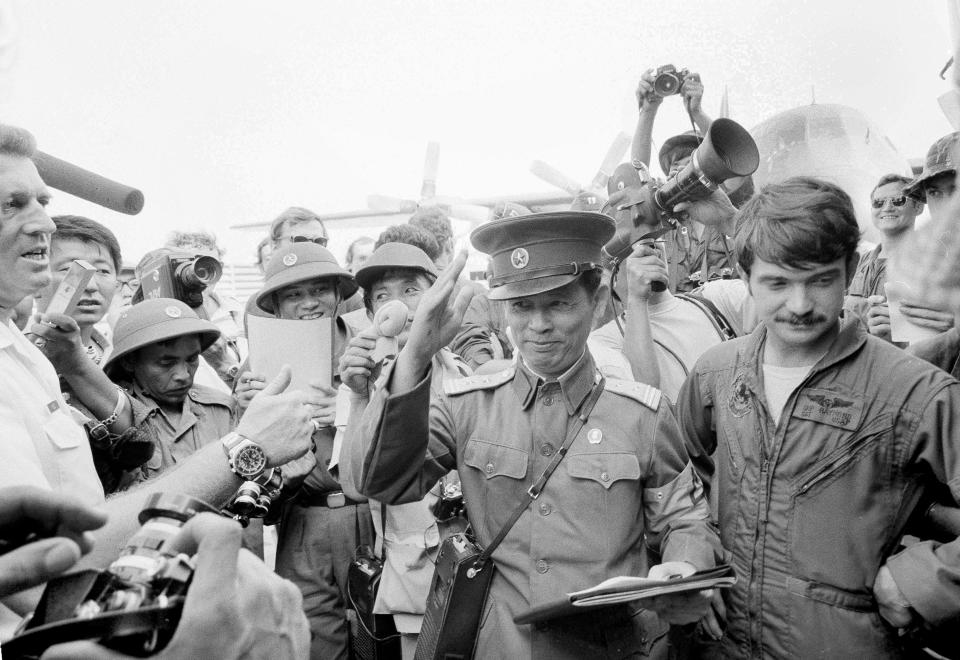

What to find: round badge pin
left=165, top=306, right=182, bottom=318
left=588, top=428, right=602, bottom=444
left=511, top=247, right=529, bottom=269
left=282, top=253, right=298, bottom=267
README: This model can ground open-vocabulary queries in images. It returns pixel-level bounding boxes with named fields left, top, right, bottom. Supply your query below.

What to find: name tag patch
left=793, top=388, right=863, bottom=430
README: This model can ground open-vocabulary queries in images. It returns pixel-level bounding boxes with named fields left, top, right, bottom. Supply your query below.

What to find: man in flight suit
left=352, top=211, right=719, bottom=658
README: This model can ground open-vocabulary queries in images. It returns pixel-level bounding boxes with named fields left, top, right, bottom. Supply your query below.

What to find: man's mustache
left=775, top=313, right=826, bottom=326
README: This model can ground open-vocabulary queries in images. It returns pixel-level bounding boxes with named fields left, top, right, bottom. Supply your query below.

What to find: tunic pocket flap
left=567, top=452, right=640, bottom=489
left=463, top=439, right=528, bottom=480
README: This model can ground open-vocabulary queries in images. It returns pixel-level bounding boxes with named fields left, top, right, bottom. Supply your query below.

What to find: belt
left=295, top=490, right=362, bottom=509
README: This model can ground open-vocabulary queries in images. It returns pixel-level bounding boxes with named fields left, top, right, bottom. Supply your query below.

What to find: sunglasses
left=288, top=235, right=328, bottom=247
left=871, top=195, right=908, bottom=209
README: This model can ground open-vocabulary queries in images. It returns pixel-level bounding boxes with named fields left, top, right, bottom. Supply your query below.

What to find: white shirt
left=762, top=363, right=812, bottom=425
left=588, top=293, right=726, bottom=400
left=0, top=320, right=104, bottom=505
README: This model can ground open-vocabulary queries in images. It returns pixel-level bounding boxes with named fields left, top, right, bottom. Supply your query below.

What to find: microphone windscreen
left=34, top=151, right=144, bottom=215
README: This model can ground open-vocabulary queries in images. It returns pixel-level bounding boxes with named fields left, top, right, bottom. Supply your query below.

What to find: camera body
left=5, top=493, right=219, bottom=659
left=653, top=64, right=690, bottom=97
left=135, top=254, right=223, bottom=310
left=603, top=118, right=760, bottom=290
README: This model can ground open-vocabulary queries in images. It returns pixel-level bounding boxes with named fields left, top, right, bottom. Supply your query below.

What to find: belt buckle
left=325, top=492, right=346, bottom=508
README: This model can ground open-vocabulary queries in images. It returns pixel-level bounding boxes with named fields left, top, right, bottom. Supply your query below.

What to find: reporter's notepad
left=247, top=316, right=333, bottom=391
left=514, top=565, right=736, bottom=624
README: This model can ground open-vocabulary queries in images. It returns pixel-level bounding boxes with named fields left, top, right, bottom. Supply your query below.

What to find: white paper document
left=246, top=315, right=333, bottom=391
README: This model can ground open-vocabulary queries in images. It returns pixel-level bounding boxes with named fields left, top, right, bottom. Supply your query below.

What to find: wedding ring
left=311, top=418, right=323, bottom=432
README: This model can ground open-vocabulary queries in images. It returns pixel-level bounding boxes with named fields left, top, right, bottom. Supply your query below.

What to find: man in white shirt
left=0, top=122, right=318, bottom=657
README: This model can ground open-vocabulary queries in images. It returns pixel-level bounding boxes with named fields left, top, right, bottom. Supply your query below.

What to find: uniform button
left=542, top=396, right=554, bottom=406
left=539, top=443, right=555, bottom=457
left=600, top=471, right=610, bottom=482
left=536, top=559, right=549, bottom=574
left=485, top=462, right=495, bottom=475
left=539, top=502, right=552, bottom=516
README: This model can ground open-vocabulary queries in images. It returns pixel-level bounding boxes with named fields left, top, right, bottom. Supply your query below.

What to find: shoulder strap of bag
left=676, top=292, right=738, bottom=341
left=473, top=375, right=606, bottom=567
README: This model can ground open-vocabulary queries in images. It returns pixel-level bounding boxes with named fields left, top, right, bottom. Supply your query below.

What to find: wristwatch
left=221, top=432, right=267, bottom=479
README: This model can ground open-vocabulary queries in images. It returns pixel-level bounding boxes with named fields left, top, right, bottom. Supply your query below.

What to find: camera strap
left=472, top=374, right=606, bottom=569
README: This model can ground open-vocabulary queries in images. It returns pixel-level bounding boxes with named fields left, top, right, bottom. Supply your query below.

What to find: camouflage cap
left=904, top=132, right=960, bottom=202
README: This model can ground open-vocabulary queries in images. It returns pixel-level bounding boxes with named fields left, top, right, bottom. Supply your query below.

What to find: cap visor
left=486, top=274, right=581, bottom=300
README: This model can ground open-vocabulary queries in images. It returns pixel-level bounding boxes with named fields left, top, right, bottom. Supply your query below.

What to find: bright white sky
left=0, top=0, right=954, bottom=265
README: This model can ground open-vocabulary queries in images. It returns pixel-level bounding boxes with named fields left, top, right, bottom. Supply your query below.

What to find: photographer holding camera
left=627, top=67, right=744, bottom=294
left=632, top=66, right=712, bottom=175
left=0, top=487, right=309, bottom=659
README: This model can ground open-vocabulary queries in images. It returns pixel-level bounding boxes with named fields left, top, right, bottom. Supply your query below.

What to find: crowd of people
left=1, top=67, right=959, bottom=660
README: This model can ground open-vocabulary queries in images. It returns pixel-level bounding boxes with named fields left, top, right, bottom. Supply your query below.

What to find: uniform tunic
left=355, top=350, right=718, bottom=658
left=119, top=381, right=235, bottom=488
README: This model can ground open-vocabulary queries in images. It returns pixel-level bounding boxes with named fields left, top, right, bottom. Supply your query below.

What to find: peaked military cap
left=103, top=298, right=221, bottom=377
left=905, top=132, right=960, bottom=202
left=256, top=242, right=358, bottom=314
left=470, top=211, right=615, bottom=300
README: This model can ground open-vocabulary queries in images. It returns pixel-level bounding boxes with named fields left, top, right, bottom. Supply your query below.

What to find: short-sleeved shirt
left=0, top=320, right=104, bottom=505
left=844, top=244, right=886, bottom=325
left=119, top=381, right=236, bottom=488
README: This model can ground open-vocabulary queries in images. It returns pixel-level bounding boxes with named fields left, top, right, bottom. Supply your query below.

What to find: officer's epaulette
left=443, top=366, right=516, bottom=396
left=187, top=385, right=236, bottom=409
left=604, top=377, right=661, bottom=411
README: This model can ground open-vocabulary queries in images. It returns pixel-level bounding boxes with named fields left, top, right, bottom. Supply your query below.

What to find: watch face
left=235, top=445, right=267, bottom=477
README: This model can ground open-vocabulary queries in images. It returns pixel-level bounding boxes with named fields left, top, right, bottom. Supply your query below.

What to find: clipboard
left=247, top=315, right=334, bottom=391
left=513, top=564, right=737, bottom=625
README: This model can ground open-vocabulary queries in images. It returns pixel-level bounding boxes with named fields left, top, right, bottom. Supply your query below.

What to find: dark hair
left=578, top=268, right=603, bottom=298
left=52, top=215, right=123, bottom=272
left=0, top=124, right=37, bottom=159
left=361, top=267, right=435, bottom=315
left=734, top=177, right=861, bottom=276
left=409, top=207, right=453, bottom=248
left=376, top=224, right=440, bottom=262
left=872, top=173, right=916, bottom=199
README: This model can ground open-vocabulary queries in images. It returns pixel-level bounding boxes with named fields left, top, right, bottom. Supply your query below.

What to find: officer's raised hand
left=393, top=249, right=475, bottom=389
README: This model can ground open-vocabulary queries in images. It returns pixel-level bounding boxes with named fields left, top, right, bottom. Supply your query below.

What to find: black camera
left=134, top=254, right=223, bottom=310
left=226, top=468, right=284, bottom=525
left=5, top=493, right=220, bottom=659
left=603, top=118, right=760, bottom=290
left=432, top=478, right=466, bottom=523
left=652, top=64, right=690, bottom=96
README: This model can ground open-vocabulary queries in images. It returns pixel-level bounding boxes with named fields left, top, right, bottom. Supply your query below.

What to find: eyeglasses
left=288, top=235, right=328, bottom=247
left=871, top=195, right=907, bottom=209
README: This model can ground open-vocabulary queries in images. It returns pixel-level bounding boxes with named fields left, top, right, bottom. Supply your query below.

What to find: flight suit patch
left=793, top=388, right=863, bottom=431
left=727, top=372, right=751, bottom=418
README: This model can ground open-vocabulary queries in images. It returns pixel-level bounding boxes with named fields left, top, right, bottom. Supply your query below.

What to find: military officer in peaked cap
left=351, top=211, right=720, bottom=658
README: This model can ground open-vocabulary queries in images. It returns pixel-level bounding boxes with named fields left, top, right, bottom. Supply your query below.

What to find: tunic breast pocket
left=462, top=438, right=529, bottom=536
left=565, top=453, right=642, bottom=522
